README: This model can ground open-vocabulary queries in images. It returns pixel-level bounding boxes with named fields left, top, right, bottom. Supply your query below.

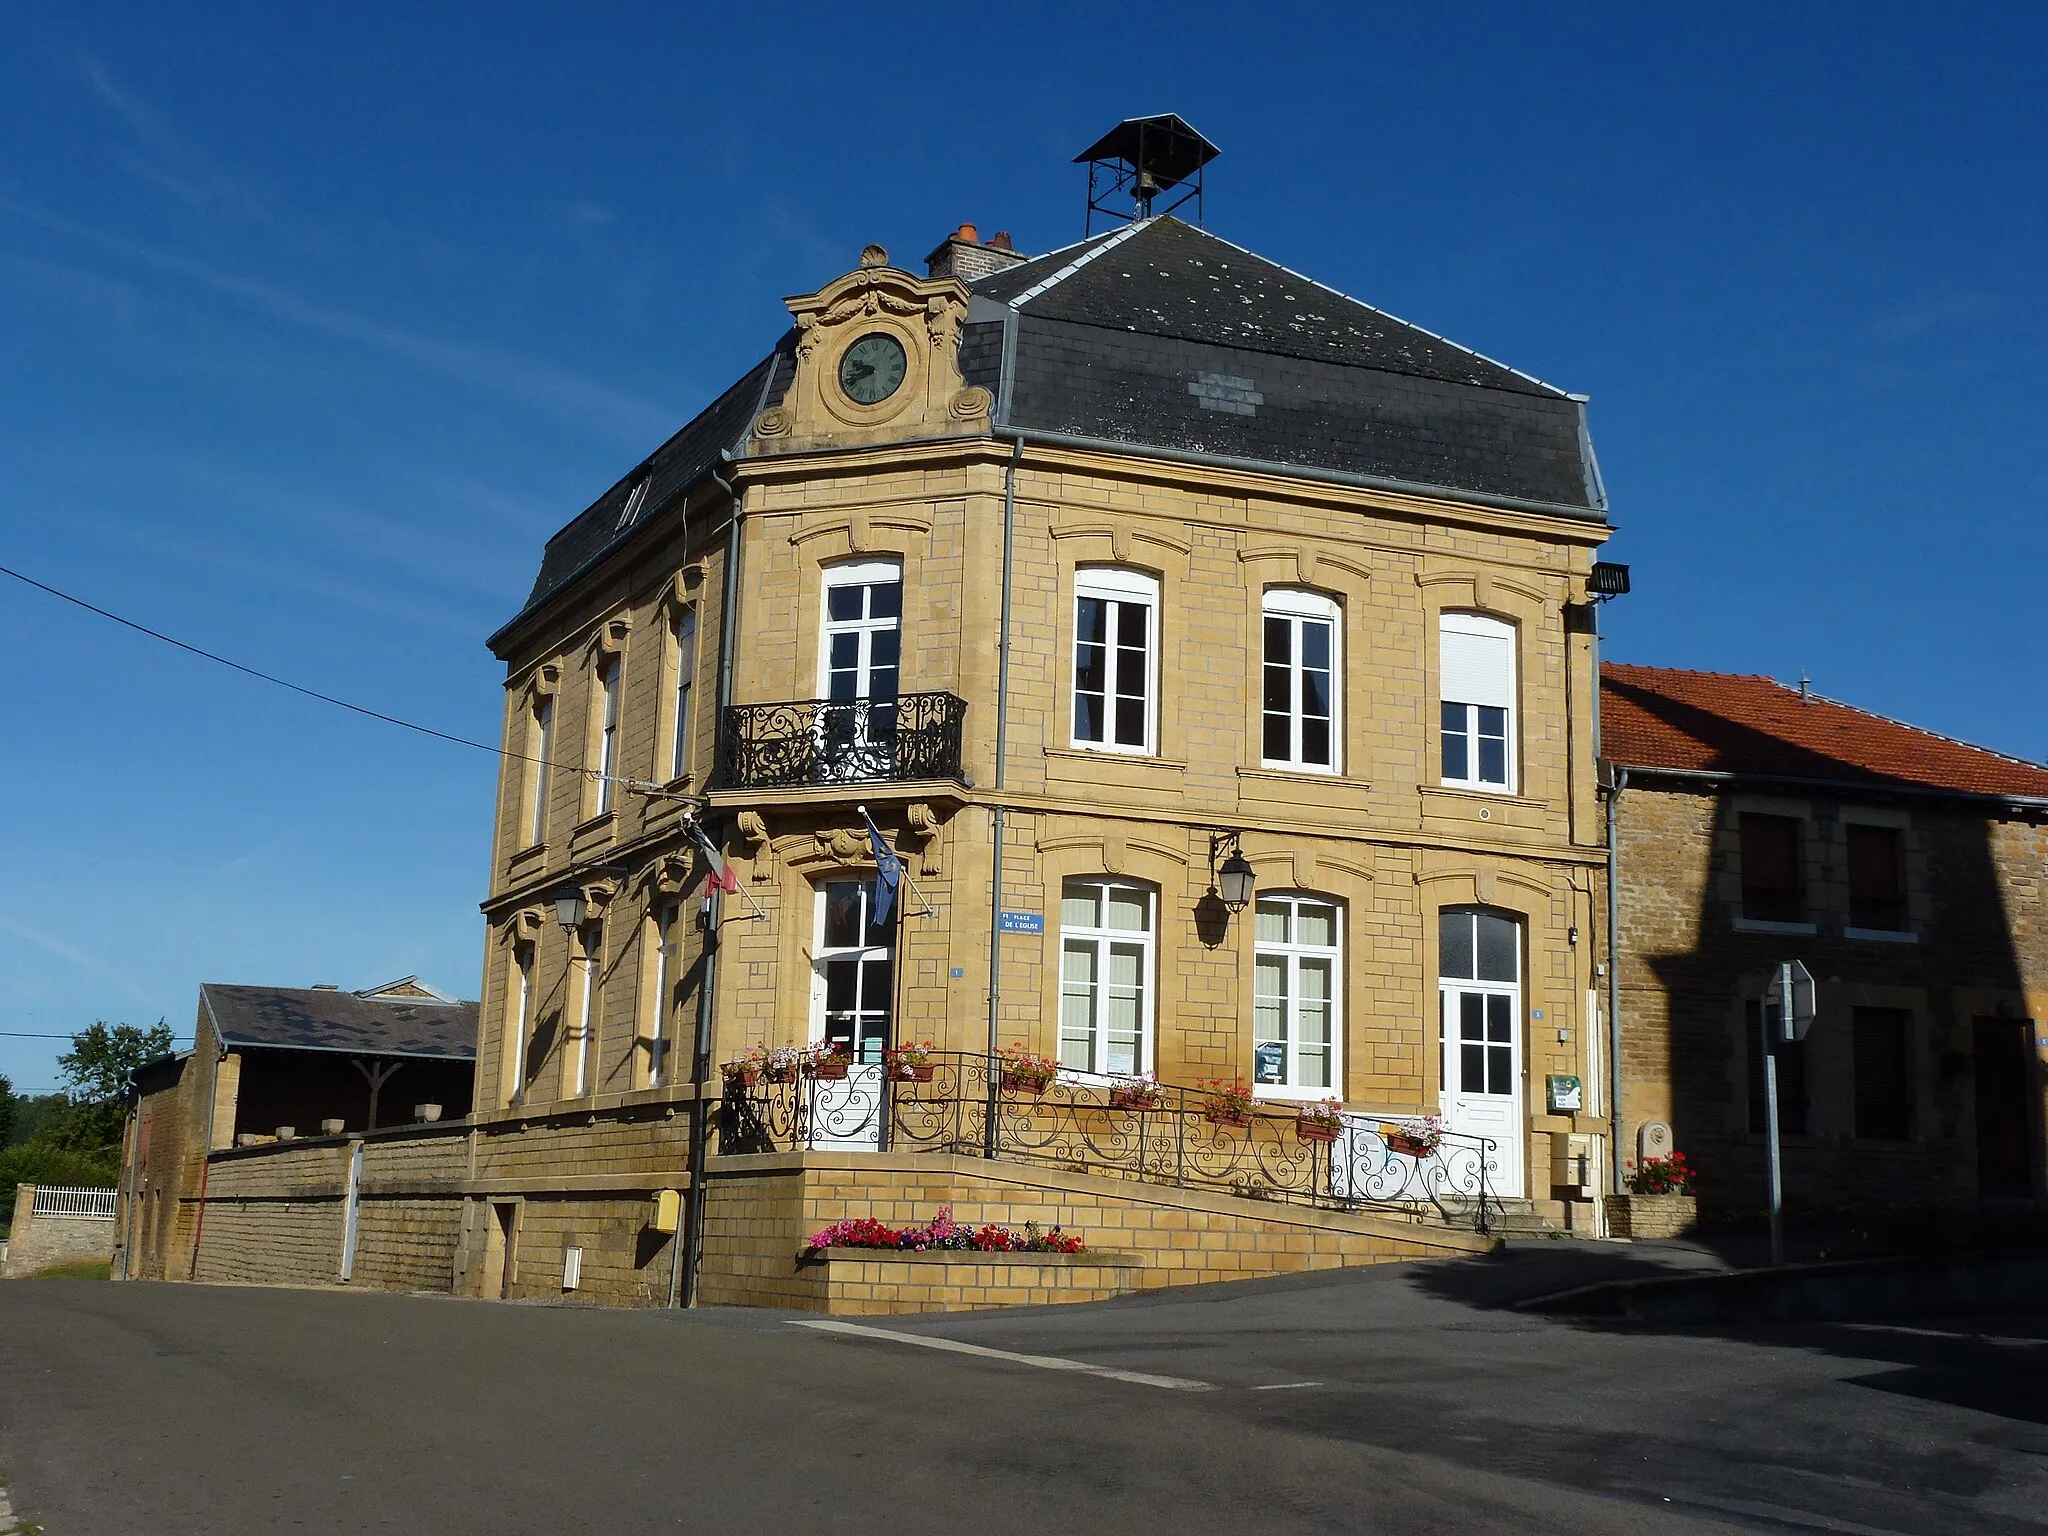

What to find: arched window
left=1072, top=568, right=1159, bottom=754
left=1252, top=894, right=1342, bottom=1094
left=1262, top=590, right=1339, bottom=772
left=1439, top=613, right=1515, bottom=791
left=1059, top=878, right=1155, bottom=1074
left=820, top=560, right=902, bottom=702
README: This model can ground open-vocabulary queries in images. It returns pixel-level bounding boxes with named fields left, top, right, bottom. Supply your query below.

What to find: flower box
left=1108, top=1086, right=1160, bottom=1111
left=1386, top=1132, right=1434, bottom=1158
left=765, top=1066, right=799, bottom=1085
left=1296, top=1118, right=1341, bottom=1143
left=1204, top=1109, right=1253, bottom=1129
left=722, top=1065, right=759, bottom=1089
left=1002, top=1071, right=1050, bottom=1095
left=808, top=1060, right=850, bottom=1081
left=892, top=1063, right=935, bottom=1082
left=1607, top=1193, right=1697, bottom=1240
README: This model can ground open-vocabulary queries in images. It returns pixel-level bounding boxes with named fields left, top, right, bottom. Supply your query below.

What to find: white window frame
left=595, top=658, right=622, bottom=814
left=569, top=923, right=601, bottom=1098
left=1058, top=878, right=1155, bottom=1076
left=508, top=942, right=534, bottom=1103
left=818, top=559, right=903, bottom=701
left=668, top=606, right=697, bottom=783
left=1251, top=893, right=1343, bottom=1097
left=647, top=903, right=677, bottom=1087
left=1438, top=612, right=1517, bottom=794
left=809, top=880, right=894, bottom=1063
left=1071, top=567, right=1160, bottom=756
left=527, top=696, right=554, bottom=846
left=1261, top=589, right=1340, bottom=774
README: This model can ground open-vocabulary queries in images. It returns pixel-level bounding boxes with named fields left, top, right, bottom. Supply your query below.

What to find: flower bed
left=802, top=1206, right=1082, bottom=1259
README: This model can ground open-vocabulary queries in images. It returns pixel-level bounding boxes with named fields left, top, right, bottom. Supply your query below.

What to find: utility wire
left=2, top=560, right=505, bottom=756
left=0, top=561, right=702, bottom=802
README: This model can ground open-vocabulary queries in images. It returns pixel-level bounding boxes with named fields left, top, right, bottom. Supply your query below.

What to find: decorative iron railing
left=29, top=1185, right=117, bottom=1220
left=715, top=1053, right=1496, bottom=1234
left=714, top=692, right=968, bottom=789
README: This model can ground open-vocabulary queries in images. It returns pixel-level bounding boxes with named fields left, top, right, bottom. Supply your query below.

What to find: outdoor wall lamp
left=553, top=891, right=589, bottom=931
left=1208, top=831, right=1257, bottom=915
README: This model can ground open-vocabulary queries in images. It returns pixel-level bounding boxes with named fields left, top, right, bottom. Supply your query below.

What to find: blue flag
left=868, top=817, right=903, bottom=926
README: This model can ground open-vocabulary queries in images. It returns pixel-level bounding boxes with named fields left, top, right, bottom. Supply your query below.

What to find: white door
left=818, top=562, right=902, bottom=781
left=1437, top=909, right=1524, bottom=1198
left=807, top=880, right=892, bottom=1150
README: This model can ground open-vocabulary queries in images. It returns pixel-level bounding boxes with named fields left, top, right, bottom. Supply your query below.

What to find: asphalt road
left=1, top=1245, right=2042, bottom=1535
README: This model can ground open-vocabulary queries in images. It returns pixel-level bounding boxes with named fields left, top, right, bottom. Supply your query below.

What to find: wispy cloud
left=0, top=914, right=161, bottom=1008
left=0, top=197, right=676, bottom=441
left=80, top=54, right=278, bottom=226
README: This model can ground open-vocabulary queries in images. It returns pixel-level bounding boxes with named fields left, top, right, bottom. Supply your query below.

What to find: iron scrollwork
left=711, top=1051, right=1496, bottom=1234
left=715, top=692, right=968, bottom=789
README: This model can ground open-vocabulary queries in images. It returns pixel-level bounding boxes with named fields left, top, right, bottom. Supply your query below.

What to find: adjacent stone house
left=1602, top=663, right=2048, bottom=1215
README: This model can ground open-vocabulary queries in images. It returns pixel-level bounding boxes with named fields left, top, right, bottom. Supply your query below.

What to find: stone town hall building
left=127, top=128, right=1632, bottom=1309
left=470, top=189, right=1613, bottom=1279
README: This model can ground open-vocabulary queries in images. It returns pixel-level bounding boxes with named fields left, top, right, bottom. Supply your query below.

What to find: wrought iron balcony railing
left=714, top=1052, right=1498, bottom=1234
left=715, top=691, right=968, bottom=790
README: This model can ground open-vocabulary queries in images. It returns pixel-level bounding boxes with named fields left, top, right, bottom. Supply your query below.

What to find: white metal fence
left=29, top=1186, right=117, bottom=1221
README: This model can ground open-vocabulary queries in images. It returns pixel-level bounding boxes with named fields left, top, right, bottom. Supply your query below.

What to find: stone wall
left=147, top=1112, right=1497, bottom=1313
left=808, top=1248, right=1145, bottom=1314
left=2, top=1187, right=117, bottom=1278
left=695, top=1150, right=1496, bottom=1313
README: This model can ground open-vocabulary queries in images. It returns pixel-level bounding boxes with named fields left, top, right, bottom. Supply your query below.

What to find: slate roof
left=200, top=984, right=479, bottom=1061
left=498, top=217, right=1602, bottom=637
left=504, top=343, right=790, bottom=638
left=1601, top=663, right=2048, bottom=803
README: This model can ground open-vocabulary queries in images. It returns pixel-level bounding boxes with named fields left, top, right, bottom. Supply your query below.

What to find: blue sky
left=2, top=3, right=2042, bottom=1091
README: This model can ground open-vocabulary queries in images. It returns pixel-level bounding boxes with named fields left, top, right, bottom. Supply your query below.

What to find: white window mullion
left=1252, top=894, right=1342, bottom=1096
left=1072, top=570, right=1159, bottom=755
left=1059, top=878, right=1154, bottom=1074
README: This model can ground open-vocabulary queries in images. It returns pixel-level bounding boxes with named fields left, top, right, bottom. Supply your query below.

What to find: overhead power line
left=0, top=561, right=702, bottom=803
left=1, top=560, right=506, bottom=757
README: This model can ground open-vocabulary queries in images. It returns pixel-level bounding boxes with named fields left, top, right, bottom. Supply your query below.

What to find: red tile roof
left=1601, top=663, right=2048, bottom=802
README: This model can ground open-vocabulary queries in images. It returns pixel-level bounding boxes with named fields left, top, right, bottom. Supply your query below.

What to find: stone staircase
left=1483, top=1198, right=1598, bottom=1238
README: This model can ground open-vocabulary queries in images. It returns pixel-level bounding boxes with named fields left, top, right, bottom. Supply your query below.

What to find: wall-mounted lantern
left=1208, top=831, right=1257, bottom=915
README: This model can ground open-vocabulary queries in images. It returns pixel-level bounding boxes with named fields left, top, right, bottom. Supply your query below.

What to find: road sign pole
left=1764, top=960, right=1789, bottom=1266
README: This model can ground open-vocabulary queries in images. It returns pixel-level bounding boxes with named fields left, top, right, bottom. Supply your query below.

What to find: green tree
left=48, top=1020, right=174, bottom=1156
left=0, top=1071, right=15, bottom=1147
left=9, top=1092, right=68, bottom=1147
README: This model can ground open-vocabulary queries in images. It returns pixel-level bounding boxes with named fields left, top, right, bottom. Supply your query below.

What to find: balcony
left=715, top=692, right=968, bottom=791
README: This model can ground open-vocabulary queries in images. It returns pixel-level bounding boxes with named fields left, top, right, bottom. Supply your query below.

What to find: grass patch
left=27, top=1258, right=110, bottom=1281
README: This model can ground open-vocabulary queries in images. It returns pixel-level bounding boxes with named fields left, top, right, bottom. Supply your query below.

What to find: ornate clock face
left=838, top=332, right=907, bottom=405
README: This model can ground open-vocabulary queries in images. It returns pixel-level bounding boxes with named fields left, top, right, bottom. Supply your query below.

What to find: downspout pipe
left=677, top=457, right=741, bottom=1308
left=1605, top=764, right=1626, bottom=1197
left=188, top=1033, right=229, bottom=1281
left=116, top=1072, right=142, bottom=1281
left=984, top=437, right=1023, bottom=1155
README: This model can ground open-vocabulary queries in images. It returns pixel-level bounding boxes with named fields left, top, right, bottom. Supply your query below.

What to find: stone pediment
left=751, top=247, right=987, bottom=452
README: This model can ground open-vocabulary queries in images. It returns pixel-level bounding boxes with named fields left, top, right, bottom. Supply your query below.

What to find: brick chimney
left=925, top=224, right=1027, bottom=282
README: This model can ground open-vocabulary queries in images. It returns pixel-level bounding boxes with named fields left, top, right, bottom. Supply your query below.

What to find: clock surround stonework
left=754, top=248, right=989, bottom=452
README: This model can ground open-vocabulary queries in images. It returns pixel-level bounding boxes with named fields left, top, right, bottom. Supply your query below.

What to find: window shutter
left=1853, top=1006, right=1912, bottom=1140
left=1439, top=617, right=1513, bottom=707
left=1846, top=825, right=1905, bottom=931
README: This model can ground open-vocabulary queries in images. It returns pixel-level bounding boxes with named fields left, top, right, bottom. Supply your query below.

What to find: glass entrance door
left=808, top=880, right=893, bottom=1149
left=1437, top=909, right=1524, bottom=1197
